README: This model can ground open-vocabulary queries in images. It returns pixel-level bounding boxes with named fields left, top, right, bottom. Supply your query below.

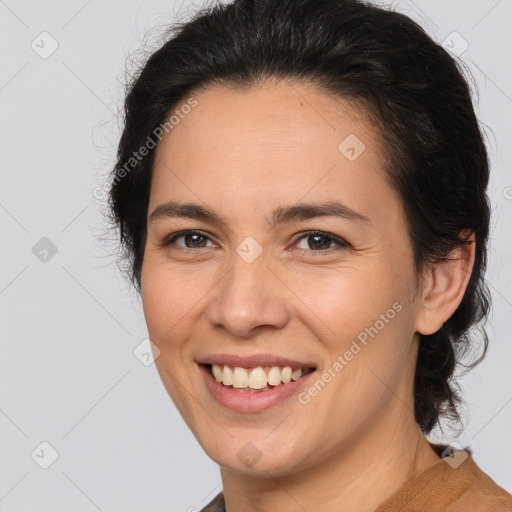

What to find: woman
left=107, top=0, right=512, bottom=510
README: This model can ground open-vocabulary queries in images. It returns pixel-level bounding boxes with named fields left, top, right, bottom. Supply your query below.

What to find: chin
left=201, top=435, right=311, bottom=477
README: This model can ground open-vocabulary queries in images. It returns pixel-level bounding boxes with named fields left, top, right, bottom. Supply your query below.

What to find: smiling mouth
left=201, top=363, right=316, bottom=393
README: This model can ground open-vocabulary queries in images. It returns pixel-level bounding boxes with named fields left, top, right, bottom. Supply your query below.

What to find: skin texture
left=141, top=80, right=475, bottom=512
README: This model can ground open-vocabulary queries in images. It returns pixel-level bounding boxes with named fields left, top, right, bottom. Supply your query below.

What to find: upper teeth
left=211, top=364, right=307, bottom=389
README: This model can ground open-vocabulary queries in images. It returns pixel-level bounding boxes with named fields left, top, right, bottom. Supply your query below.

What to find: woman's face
left=141, top=81, right=425, bottom=476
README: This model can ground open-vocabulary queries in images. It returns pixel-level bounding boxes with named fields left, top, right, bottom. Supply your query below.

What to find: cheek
left=293, top=262, right=416, bottom=414
left=141, top=260, right=206, bottom=346
left=290, top=262, right=409, bottom=349
left=306, top=288, right=414, bottom=428
left=140, top=262, right=205, bottom=417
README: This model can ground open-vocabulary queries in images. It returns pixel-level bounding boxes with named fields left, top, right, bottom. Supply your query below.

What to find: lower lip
left=198, top=364, right=316, bottom=413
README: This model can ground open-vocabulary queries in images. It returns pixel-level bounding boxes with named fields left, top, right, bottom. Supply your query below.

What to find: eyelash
left=159, top=229, right=351, bottom=253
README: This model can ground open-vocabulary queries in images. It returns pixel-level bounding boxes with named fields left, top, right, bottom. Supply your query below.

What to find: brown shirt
left=199, top=443, right=512, bottom=512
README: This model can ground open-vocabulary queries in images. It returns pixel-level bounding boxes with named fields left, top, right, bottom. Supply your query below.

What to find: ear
left=414, top=231, right=476, bottom=336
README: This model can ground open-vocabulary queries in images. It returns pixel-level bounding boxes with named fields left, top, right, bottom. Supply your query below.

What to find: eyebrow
left=148, top=200, right=371, bottom=228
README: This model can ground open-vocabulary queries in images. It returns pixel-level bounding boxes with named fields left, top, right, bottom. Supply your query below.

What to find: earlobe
left=414, top=231, right=476, bottom=336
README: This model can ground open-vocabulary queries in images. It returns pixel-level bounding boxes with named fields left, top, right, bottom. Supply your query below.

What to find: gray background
left=0, top=0, right=511, bottom=510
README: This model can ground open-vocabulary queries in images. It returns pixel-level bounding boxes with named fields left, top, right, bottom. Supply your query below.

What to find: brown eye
left=294, top=231, right=350, bottom=252
left=161, top=230, right=215, bottom=249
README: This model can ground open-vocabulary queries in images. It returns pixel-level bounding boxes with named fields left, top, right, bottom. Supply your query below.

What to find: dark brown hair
left=107, top=0, right=491, bottom=434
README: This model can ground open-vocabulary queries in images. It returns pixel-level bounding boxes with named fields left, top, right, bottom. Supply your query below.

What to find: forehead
left=157, top=80, right=377, bottom=157
left=150, top=80, right=396, bottom=224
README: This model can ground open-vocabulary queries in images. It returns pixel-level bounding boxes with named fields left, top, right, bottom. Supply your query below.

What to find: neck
left=220, top=402, right=441, bottom=512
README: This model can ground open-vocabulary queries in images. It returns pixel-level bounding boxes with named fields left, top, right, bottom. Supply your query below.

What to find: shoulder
left=375, top=443, right=512, bottom=512
left=444, top=454, right=512, bottom=512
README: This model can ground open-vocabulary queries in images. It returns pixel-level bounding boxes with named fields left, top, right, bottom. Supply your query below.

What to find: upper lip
left=196, top=353, right=316, bottom=369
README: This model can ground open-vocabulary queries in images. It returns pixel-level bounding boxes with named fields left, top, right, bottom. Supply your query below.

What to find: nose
left=205, top=246, right=291, bottom=338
